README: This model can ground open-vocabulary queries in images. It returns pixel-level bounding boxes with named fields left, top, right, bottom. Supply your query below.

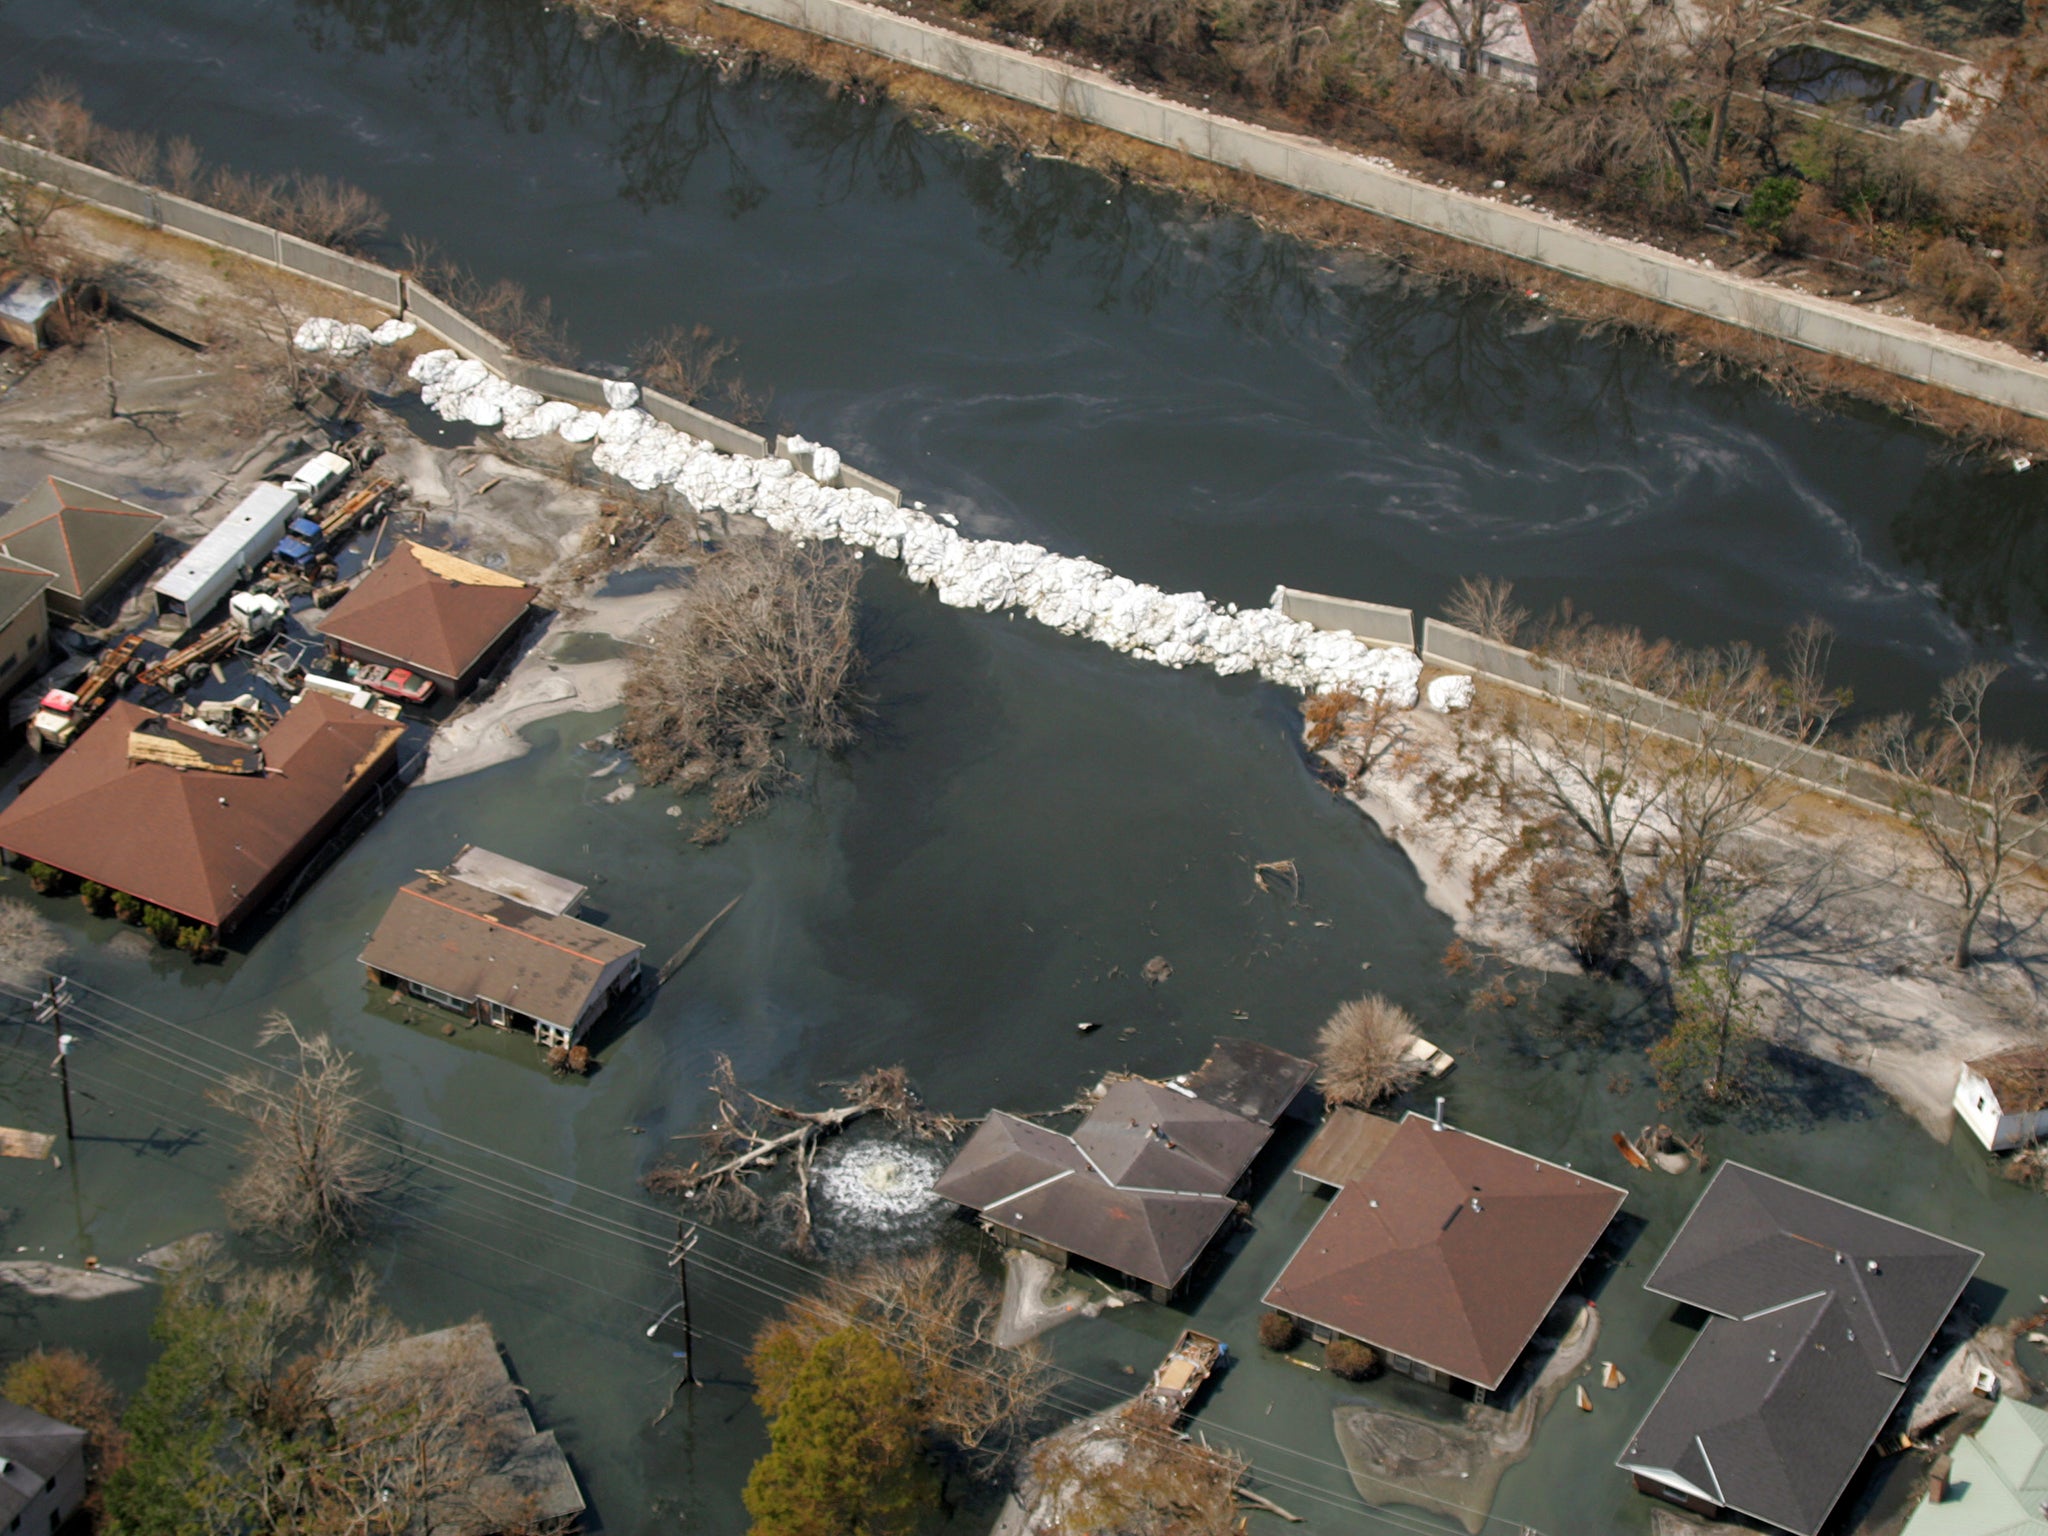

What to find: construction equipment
left=270, top=475, right=397, bottom=568
left=26, top=633, right=144, bottom=752
left=134, top=621, right=243, bottom=694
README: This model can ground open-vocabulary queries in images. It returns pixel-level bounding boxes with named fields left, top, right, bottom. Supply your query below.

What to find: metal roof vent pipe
left=1433, top=1096, right=1446, bottom=1131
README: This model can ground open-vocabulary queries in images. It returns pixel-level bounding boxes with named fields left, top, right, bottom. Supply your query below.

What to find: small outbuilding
left=0, top=693, right=404, bottom=936
left=1262, top=1112, right=1625, bottom=1397
left=0, top=476, right=164, bottom=618
left=1404, top=0, right=1542, bottom=90
left=0, top=271, right=61, bottom=351
left=1954, top=1045, right=2048, bottom=1152
left=1618, top=1163, right=1982, bottom=1536
left=317, top=541, right=538, bottom=697
left=935, top=1040, right=1312, bottom=1301
left=0, top=1397, right=89, bottom=1536
left=0, top=556, right=52, bottom=699
left=360, top=851, right=643, bottom=1050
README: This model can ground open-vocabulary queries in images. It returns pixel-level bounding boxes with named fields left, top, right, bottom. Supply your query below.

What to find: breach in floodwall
left=1272, top=587, right=1414, bottom=650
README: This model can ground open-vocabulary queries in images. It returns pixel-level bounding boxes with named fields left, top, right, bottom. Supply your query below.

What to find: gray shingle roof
left=0, top=1398, right=87, bottom=1526
left=1619, top=1164, right=1982, bottom=1536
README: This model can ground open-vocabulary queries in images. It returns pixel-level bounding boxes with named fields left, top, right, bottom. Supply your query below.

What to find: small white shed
left=1954, top=1046, right=2048, bottom=1152
left=153, top=482, right=303, bottom=620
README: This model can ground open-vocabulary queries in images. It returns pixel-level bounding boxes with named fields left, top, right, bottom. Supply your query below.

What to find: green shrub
left=111, top=890, right=141, bottom=923
left=78, top=880, right=107, bottom=915
left=1258, top=1312, right=1301, bottom=1352
left=1325, top=1338, right=1379, bottom=1380
left=142, top=906, right=180, bottom=946
left=25, top=861, right=64, bottom=894
left=1745, top=177, right=1803, bottom=246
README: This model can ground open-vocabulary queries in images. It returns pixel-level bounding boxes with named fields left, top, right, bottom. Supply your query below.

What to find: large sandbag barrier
left=295, top=319, right=1422, bottom=704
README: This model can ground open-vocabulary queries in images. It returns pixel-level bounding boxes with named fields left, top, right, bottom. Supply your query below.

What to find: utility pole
left=35, top=978, right=75, bottom=1142
left=670, top=1223, right=700, bottom=1387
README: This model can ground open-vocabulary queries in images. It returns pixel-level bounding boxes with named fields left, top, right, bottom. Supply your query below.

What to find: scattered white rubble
left=295, top=325, right=1433, bottom=706
left=292, top=317, right=375, bottom=357
left=1427, top=674, right=1475, bottom=712
left=370, top=318, right=417, bottom=346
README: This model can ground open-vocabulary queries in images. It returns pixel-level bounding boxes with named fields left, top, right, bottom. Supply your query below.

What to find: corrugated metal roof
left=154, top=483, right=301, bottom=605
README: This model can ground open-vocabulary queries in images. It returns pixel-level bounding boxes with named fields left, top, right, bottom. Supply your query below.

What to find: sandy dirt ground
left=1345, top=688, right=2048, bottom=1142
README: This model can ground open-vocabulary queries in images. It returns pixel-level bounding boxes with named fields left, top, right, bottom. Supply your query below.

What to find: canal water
left=0, top=4, right=2045, bottom=1536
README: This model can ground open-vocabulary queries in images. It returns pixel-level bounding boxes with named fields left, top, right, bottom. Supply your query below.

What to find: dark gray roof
left=1073, top=1079, right=1270, bottom=1195
left=933, top=1111, right=1239, bottom=1290
left=0, top=1398, right=87, bottom=1525
left=1180, top=1037, right=1317, bottom=1127
left=1619, top=1164, right=1981, bottom=1536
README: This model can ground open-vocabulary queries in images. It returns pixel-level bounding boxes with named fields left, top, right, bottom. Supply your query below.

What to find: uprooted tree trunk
left=644, top=1057, right=962, bottom=1255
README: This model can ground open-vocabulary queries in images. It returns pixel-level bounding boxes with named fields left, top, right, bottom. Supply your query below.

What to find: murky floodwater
left=2, top=4, right=2047, bottom=1535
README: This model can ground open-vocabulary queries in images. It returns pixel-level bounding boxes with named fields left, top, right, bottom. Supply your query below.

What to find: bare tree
left=1441, top=575, right=1528, bottom=644
left=0, top=75, right=96, bottom=158
left=1651, top=643, right=1797, bottom=965
left=1650, top=904, right=1771, bottom=1106
left=208, top=1014, right=394, bottom=1249
left=620, top=537, right=863, bottom=842
left=1779, top=616, right=1850, bottom=742
left=0, top=898, right=68, bottom=988
left=1872, top=664, right=2047, bottom=969
left=1315, top=994, right=1423, bottom=1107
left=1300, top=688, right=1403, bottom=784
left=632, top=321, right=739, bottom=405
left=1427, top=626, right=1670, bottom=972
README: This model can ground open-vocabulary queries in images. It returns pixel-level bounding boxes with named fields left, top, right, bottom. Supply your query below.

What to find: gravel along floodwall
left=694, top=0, right=2048, bottom=420
left=294, top=320, right=1424, bottom=705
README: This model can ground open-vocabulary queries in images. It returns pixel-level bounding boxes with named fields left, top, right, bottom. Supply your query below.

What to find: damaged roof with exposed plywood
left=317, top=541, right=536, bottom=686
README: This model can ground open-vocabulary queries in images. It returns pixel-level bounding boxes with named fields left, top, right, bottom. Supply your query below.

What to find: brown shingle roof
left=0, top=695, right=402, bottom=930
left=317, top=542, right=535, bottom=684
left=1292, top=1106, right=1401, bottom=1189
left=0, top=478, right=162, bottom=606
left=359, top=876, right=642, bottom=1033
left=1263, top=1113, right=1625, bottom=1389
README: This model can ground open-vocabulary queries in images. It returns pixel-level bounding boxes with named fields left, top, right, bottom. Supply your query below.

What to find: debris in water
left=1601, top=1361, right=1624, bottom=1389
left=1254, top=859, right=1300, bottom=900
left=1142, top=955, right=1173, bottom=985
left=1076, top=1020, right=1100, bottom=1033
left=814, top=1141, right=946, bottom=1230
left=1576, top=1385, right=1593, bottom=1412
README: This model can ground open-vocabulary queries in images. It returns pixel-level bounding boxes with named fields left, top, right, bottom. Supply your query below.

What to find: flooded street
left=1, top=2, right=2046, bottom=1534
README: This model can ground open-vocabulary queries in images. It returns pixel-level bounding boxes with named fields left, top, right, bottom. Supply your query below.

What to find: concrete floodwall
left=643, top=387, right=770, bottom=458
left=1421, top=618, right=2048, bottom=860
left=281, top=234, right=403, bottom=308
left=707, top=0, right=2048, bottom=419
left=1274, top=586, right=1414, bottom=649
left=403, top=282, right=513, bottom=371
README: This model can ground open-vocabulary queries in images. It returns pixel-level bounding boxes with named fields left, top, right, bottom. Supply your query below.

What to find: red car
left=354, top=665, right=436, bottom=705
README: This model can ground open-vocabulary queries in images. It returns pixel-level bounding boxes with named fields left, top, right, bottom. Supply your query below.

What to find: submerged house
left=320, top=1322, right=585, bottom=1536
left=1405, top=0, right=1543, bottom=89
left=0, top=477, right=164, bottom=619
left=1954, top=1045, right=2048, bottom=1152
left=0, top=693, right=403, bottom=936
left=934, top=1039, right=1314, bottom=1301
left=317, top=541, right=538, bottom=697
left=1263, top=1112, right=1624, bottom=1397
left=1902, top=1397, right=2048, bottom=1536
left=0, top=1397, right=88, bottom=1536
left=1618, top=1163, right=1982, bottom=1535
left=360, top=849, right=644, bottom=1051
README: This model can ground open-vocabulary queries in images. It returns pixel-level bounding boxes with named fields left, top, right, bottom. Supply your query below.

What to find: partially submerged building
left=1263, top=1112, right=1625, bottom=1396
left=0, top=557, right=52, bottom=698
left=1618, top=1163, right=1982, bottom=1536
left=1954, top=1044, right=2048, bottom=1152
left=317, top=541, right=538, bottom=697
left=0, top=1397, right=88, bottom=1536
left=320, top=1321, right=585, bottom=1536
left=360, top=849, right=643, bottom=1050
left=934, top=1039, right=1314, bottom=1301
left=1405, top=0, right=1542, bottom=90
left=0, top=693, right=404, bottom=935
left=153, top=482, right=303, bottom=622
left=0, top=477, right=164, bottom=619
left=1902, top=1397, right=2048, bottom=1536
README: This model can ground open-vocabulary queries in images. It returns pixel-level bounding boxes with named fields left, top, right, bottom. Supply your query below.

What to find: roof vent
left=1866, top=1260, right=1880, bottom=1274
left=1433, top=1096, right=1446, bottom=1131
left=1766, top=1350, right=1779, bottom=1363
left=1470, top=1197, right=1482, bottom=1213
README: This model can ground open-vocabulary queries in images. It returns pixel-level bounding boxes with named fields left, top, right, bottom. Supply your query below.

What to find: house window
left=407, top=980, right=467, bottom=1011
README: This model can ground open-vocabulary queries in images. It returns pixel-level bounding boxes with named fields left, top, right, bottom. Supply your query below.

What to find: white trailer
left=153, top=482, right=302, bottom=621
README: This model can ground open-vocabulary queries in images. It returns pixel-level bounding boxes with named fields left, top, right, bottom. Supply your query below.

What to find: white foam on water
left=814, top=1140, right=947, bottom=1231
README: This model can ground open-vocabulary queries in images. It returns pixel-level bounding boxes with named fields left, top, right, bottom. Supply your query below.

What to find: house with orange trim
left=359, top=846, right=643, bottom=1051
